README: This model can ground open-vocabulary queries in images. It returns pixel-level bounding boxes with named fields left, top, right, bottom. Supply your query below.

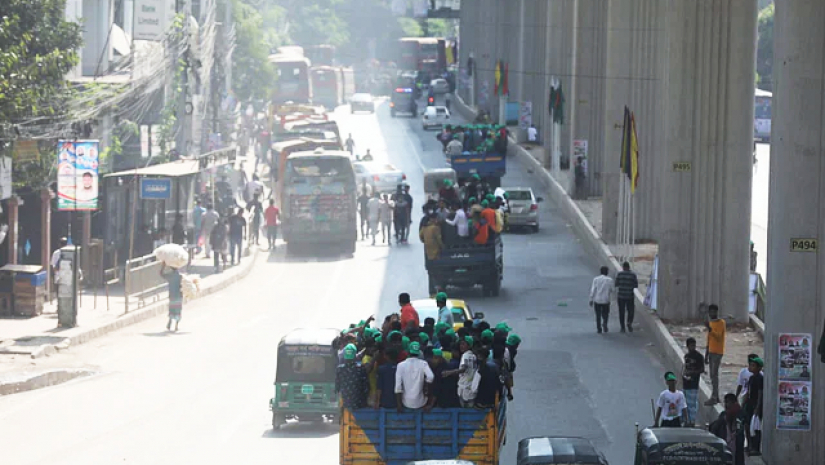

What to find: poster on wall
left=776, top=333, right=813, bottom=431
left=573, top=139, right=588, bottom=174
left=519, top=101, right=532, bottom=131
left=57, top=140, right=99, bottom=211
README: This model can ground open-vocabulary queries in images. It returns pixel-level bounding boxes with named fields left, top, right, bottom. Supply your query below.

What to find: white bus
left=754, top=88, right=772, bottom=141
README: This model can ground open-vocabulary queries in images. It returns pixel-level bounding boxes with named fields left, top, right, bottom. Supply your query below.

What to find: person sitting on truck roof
left=446, top=136, right=464, bottom=157
left=420, top=213, right=444, bottom=260
left=336, top=343, right=369, bottom=409
left=395, top=341, right=434, bottom=412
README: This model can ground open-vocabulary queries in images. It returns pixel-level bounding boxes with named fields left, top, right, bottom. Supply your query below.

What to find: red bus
left=398, top=37, right=446, bottom=74
left=269, top=53, right=312, bottom=104
left=305, top=45, right=335, bottom=67
left=310, top=66, right=355, bottom=108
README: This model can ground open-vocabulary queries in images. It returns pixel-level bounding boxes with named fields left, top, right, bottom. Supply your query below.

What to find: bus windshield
left=288, top=157, right=349, bottom=178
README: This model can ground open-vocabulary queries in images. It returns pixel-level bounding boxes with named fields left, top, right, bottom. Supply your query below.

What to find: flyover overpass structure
left=457, top=1, right=823, bottom=464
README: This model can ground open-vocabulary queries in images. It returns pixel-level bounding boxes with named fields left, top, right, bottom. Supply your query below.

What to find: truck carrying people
left=335, top=299, right=519, bottom=465
left=438, top=124, right=508, bottom=190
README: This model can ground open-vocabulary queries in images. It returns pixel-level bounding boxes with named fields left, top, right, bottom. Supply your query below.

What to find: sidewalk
left=0, top=149, right=266, bottom=395
left=455, top=97, right=767, bottom=463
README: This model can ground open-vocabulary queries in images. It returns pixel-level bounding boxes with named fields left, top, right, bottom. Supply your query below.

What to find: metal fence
left=124, top=254, right=167, bottom=313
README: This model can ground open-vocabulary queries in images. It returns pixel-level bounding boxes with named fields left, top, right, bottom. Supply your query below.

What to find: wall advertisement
left=776, top=333, right=813, bottom=431
left=57, top=140, right=99, bottom=211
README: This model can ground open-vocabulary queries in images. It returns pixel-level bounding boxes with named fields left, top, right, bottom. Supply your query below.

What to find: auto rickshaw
left=518, top=436, right=609, bottom=465
left=269, top=328, right=340, bottom=429
left=634, top=427, right=733, bottom=465
left=423, top=168, right=457, bottom=201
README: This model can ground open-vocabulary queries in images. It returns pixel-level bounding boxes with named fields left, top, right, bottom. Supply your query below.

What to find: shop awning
left=104, top=160, right=201, bottom=179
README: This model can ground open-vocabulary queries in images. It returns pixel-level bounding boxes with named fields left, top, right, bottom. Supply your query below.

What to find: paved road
left=0, top=97, right=670, bottom=465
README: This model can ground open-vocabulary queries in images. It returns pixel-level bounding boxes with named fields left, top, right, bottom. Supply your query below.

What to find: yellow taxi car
left=410, top=298, right=484, bottom=332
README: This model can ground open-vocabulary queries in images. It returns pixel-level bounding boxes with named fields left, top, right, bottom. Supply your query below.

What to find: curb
left=451, top=94, right=729, bottom=424
left=0, top=369, right=94, bottom=396
left=34, top=248, right=261, bottom=357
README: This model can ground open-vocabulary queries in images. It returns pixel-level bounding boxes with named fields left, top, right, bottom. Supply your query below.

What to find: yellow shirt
left=443, top=351, right=453, bottom=362
left=708, top=319, right=726, bottom=355
left=362, top=355, right=378, bottom=395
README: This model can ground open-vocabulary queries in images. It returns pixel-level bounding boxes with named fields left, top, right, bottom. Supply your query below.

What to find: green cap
left=446, top=329, right=456, bottom=339
left=435, top=321, right=449, bottom=333
left=388, top=330, right=402, bottom=340
left=468, top=197, right=477, bottom=204
left=664, top=371, right=677, bottom=381
left=436, top=292, right=448, bottom=301
left=363, top=327, right=376, bottom=337
left=374, top=335, right=382, bottom=344
left=433, top=348, right=443, bottom=357
left=752, top=357, right=764, bottom=367
left=503, top=192, right=509, bottom=199
left=408, top=341, right=421, bottom=355
left=464, top=335, right=474, bottom=346
left=358, top=320, right=366, bottom=327
left=481, top=200, right=489, bottom=208
left=419, top=332, right=430, bottom=344
left=472, top=173, right=481, bottom=180
left=486, top=194, right=495, bottom=202
left=481, top=329, right=494, bottom=341
left=506, top=334, right=522, bottom=346
left=495, top=322, right=512, bottom=333
left=402, top=336, right=410, bottom=351
left=443, top=179, right=452, bottom=186
left=343, top=343, right=357, bottom=360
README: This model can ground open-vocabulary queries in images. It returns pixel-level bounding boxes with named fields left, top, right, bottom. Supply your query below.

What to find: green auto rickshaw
left=634, top=427, right=733, bottom=465
left=270, top=328, right=340, bottom=429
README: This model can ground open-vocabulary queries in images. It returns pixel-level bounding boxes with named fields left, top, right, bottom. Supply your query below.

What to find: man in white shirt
left=244, top=174, right=264, bottom=203
left=367, top=193, right=381, bottom=246
left=527, top=124, right=538, bottom=143
left=446, top=202, right=469, bottom=238
left=736, top=353, right=759, bottom=402
left=435, top=292, right=454, bottom=326
left=50, top=237, right=68, bottom=288
left=589, top=266, right=614, bottom=333
left=395, top=342, right=434, bottom=411
left=446, top=137, right=463, bottom=156
left=655, top=371, right=688, bottom=427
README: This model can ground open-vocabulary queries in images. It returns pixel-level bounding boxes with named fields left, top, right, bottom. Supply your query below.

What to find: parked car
left=350, top=93, right=375, bottom=113
left=422, top=106, right=450, bottom=130
left=353, top=161, right=406, bottom=193
left=497, top=187, right=543, bottom=232
left=429, top=78, right=450, bottom=94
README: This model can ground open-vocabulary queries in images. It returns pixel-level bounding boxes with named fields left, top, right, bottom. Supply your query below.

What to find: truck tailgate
left=340, top=403, right=506, bottom=465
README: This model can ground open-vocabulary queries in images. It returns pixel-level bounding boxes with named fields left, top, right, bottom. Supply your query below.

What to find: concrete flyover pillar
left=571, top=0, right=608, bottom=198
left=658, top=0, right=756, bottom=323
left=763, top=1, right=825, bottom=463
left=601, top=0, right=664, bottom=244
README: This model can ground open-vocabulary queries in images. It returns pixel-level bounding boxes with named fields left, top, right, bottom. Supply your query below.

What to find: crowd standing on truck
left=334, top=292, right=521, bottom=411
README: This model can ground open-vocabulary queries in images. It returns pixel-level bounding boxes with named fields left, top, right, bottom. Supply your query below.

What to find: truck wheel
left=272, top=412, right=286, bottom=430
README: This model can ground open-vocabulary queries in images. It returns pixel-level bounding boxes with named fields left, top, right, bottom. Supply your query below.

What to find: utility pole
left=175, top=0, right=192, bottom=157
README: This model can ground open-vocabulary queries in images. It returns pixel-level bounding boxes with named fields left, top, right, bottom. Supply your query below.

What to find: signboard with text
left=133, top=0, right=176, bottom=41
left=57, top=140, right=99, bottom=211
left=140, top=178, right=172, bottom=200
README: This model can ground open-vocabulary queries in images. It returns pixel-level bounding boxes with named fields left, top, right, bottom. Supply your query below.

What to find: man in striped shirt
left=615, top=261, right=639, bottom=333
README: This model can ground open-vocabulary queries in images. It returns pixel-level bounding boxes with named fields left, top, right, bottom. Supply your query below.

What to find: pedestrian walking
left=574, top=156, right=586, bottom=199
left=345, top=133, right=356, bottom=155
left=704, top=304, right=726, bottom=405
left=392, top=186, right=409, bottom=243
left=171, top=213, right=186, bottom=245
left=228, top=207, right=247, bottom=265
left=654, top=371, right=687, bottom=427
left=736, top=353, right=759, bottom=403
left=589, top=266, right=614, bottom=333
left=681, top=337, right=705, bottom=426
left=160, top=263, right=183, bottom=331
left=394, top=341, right=434, bottom=411
left=201, top=204, right=219, bottom=258
left=209, top=217, right=227, bottom=273
left=615, top=261, right=639, bottom=332
left=742, top=357, right=764, bottom=455
left=246, top=194, right=264, bottom=245
left=358, top=184, right=371, bottom=240
left=264, top=199, right=280, bottom=249
left=244, top=173, right=264, bottom=203
left=402, top=185, right=413, bottom=241
left=379, top=193, right=392, bottom=245
left=367, top=192, right=381, bottom=245
left=192, top=200, right=205, bottom=253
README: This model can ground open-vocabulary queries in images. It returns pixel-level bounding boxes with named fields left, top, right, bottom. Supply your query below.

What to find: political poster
left=57, top=140, right=100, bottom=211
left=777, top=333, right=813, bottom=431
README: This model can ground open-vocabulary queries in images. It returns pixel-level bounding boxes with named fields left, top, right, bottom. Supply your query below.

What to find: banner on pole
left=777, top=333, right=813, bottom=431
left=57, top=140, right=100, bottom=211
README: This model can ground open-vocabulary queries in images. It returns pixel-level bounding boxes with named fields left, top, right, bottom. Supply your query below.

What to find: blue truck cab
left=449, top=151, right=506, bottom=189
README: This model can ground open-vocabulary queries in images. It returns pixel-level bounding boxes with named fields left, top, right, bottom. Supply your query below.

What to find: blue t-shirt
left=377, top=363, right=398, bottom=408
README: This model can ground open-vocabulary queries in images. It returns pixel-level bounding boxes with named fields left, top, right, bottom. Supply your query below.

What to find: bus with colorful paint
left=340, top=397, right=507, bottom=465
left=269, top=53, right=312, bottom=104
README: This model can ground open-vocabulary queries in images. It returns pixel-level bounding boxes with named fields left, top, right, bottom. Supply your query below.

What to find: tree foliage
left=756, top=3, right=774, bottom=91
left=232, top=0, right=278, bottom=102
left=0, top=0, right=83, bottom=123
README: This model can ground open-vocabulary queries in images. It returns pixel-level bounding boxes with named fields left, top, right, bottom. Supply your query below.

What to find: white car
left=350, top=93, right=374, bottom=113
left=429, top=78, right=450, bottom=94
left=496, top=187, right=543, bottom=232
left=422, top=106, right=450, bottom=130
left=353, top=161, right=407, bottom=193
